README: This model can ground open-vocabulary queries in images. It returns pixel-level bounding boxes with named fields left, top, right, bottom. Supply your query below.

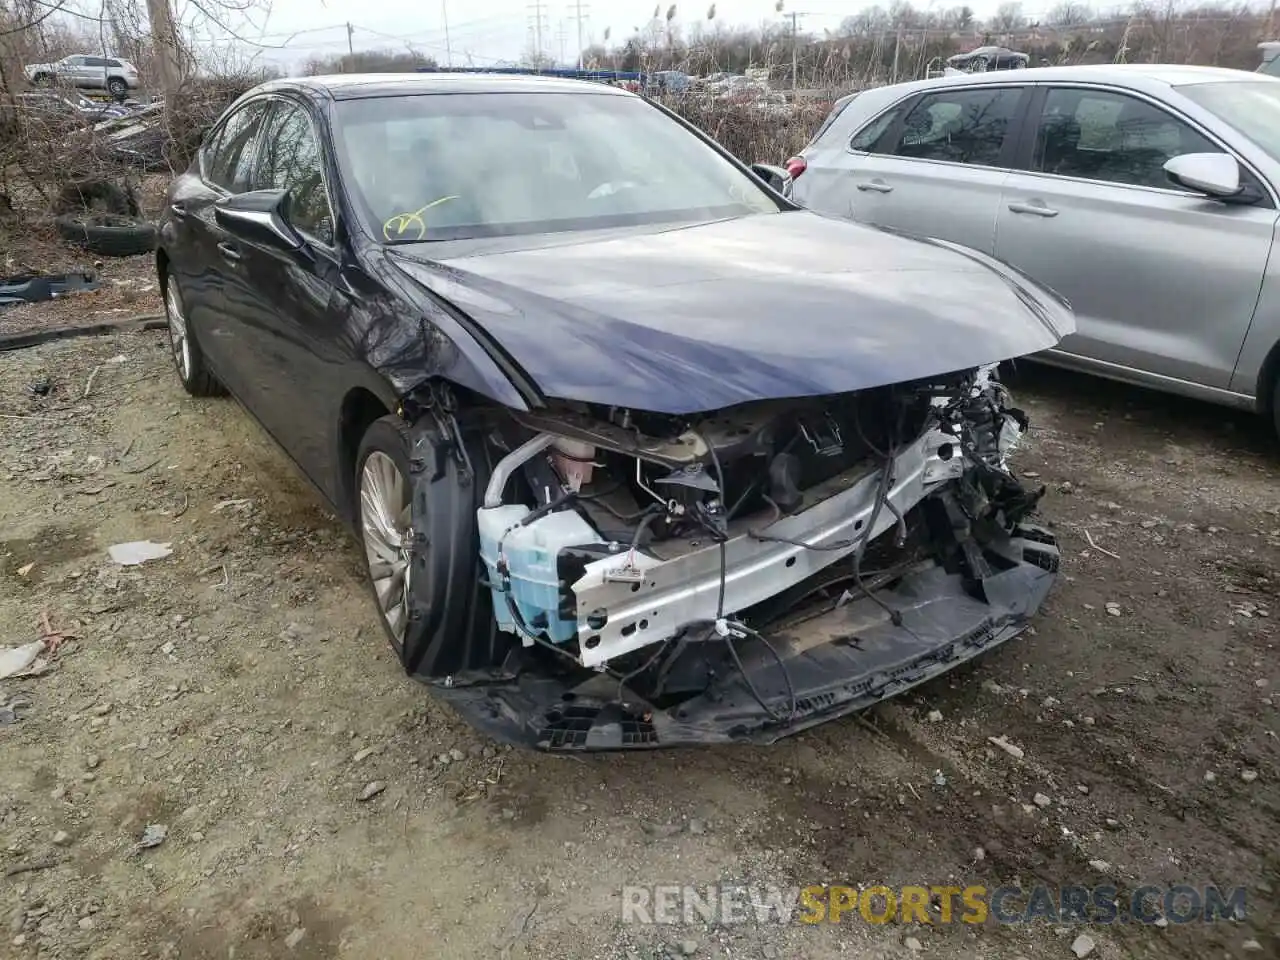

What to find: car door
left=167, top=98, right=272, bottom=399
left=80, top=56, right=106, bottom=88
left=228, top=96, right=348, bottom=497
left=804, top=83, right=1029, bottom=255
left=995, top=84, right=1278, bottom=390
left=58, top=56, right=85, bottom=85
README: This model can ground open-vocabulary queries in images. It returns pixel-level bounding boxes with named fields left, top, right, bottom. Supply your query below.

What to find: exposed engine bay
left=443, top=363, right=1058, bottom=748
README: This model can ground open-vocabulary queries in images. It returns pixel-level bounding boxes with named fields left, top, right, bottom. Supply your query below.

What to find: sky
left=174, top=0, right=1034, bottom=74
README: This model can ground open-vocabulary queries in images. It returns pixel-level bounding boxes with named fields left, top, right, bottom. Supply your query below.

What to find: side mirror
left=214, top=189, right=306, bottom=252
left=751, top=162, right=791, bottom=195
left=1163, top=153, right=1243, bottom=199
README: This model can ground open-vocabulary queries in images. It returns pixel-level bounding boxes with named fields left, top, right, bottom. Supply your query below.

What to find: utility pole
left=441, top=1, right=452, bottom=66
left=891, top=22, right=903, bottom=83
left=788, top=10, right=805, bottom=90
left=556, top=20, right=567, bottom=64
left=574, top=0, right=587, bottom=69
left=528, top=0, right=546, bottom=65
left=346, top=22, right=354, bottom=56
left=144, top=0, right=182, bottom=100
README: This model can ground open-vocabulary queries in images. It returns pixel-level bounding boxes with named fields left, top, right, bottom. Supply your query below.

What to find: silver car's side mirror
left=1164, top=153, right=1243, bottom=199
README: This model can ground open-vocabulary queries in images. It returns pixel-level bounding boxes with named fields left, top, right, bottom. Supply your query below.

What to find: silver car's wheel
left=360, top=450, right=412, bottom=642
left=165, top=283, right=191, bottom=382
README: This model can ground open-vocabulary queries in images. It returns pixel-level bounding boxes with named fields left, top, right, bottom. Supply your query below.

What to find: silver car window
left=850, top=104, right=905, bottom=153
left=1032, top=87, right=1216, bottom=190
left=1178, top=80, right=1280, bottom=164
left=886, top=87, right=1022, bottom=166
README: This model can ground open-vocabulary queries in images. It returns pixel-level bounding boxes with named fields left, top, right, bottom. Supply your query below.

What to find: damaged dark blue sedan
left=155, top=73, right=1072, bottom=750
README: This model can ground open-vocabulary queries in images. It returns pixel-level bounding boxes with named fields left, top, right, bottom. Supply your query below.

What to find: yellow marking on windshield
left=381, top=196, right=460, bottom=242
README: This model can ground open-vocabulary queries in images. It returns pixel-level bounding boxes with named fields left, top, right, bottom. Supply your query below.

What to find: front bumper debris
left=571, top=426, right=964, bottom=667
left=437, top=508, right=1059, bottom=750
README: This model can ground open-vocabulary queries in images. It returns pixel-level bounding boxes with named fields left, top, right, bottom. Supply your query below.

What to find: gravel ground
left=0, top=330, right=1276, bottom=960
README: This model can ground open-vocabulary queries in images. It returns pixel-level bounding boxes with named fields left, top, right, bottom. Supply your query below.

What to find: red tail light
left=785, top=155, right=807, bottom=178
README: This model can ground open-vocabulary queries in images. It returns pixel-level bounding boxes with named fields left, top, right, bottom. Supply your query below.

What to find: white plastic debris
left=988, top=734, right=1026, bottom=760
left=108, top=540, right=173, bottom=566
left=0, top=641, right=46, bottom=679
left=137, top=824, right=168, bottom=849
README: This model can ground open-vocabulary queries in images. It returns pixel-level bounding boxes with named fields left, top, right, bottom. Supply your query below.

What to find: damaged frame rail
left=482, top=425, right=968, bottom=668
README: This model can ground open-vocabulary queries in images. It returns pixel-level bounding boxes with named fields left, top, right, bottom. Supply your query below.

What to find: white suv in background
left=24, top=55, right=140, bottom=98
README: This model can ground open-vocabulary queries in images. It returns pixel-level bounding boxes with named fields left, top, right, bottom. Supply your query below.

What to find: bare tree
left=990, top=1, right=1027, bottom=31
left=1048, top=1, right=1094, bottom=26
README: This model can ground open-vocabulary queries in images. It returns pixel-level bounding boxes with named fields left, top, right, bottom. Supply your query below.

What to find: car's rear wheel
left=163, top=278, right=226, bottom=397
left=1272, top=377, right=1280, bottom=443
left=355, top=414, right=513, bottom=680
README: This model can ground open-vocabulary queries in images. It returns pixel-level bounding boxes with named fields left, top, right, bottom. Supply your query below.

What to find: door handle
left=1007, top=200, right=1058, bottom=218
left=856, top=180, right=893, bottom=194
left=217, top=240, right=242, bottom=263
left=169, top=202, right=187, bottom=219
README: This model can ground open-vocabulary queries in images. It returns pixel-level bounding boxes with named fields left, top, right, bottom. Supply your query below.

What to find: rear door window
left=850, top=102, right=908, bottom=153
left=879, top=87, right=1024, bottom=166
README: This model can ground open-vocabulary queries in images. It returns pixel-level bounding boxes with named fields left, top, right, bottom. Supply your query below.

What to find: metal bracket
left=402, top=381, right=473, bottom=483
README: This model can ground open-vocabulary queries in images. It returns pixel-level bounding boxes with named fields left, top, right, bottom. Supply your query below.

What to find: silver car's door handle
left=856, top=180, right=893, bottom=194
left=1007, top=200, right=1058, bottom=217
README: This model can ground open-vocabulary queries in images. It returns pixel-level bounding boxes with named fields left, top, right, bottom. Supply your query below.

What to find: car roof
left=895, top=63, right=1268, bottom=94
left=254, top=72, right=633, bottom=101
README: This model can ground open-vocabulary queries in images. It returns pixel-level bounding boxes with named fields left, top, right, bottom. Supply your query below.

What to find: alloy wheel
left=164, top=283, right=191, bottom=382
left=360, top=451, right=413, bottom=641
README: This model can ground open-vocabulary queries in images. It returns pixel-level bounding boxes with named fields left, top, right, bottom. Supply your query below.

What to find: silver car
left=787, top=65, right=1280, bottom=436
left=24, top=54, right=140, bottom=98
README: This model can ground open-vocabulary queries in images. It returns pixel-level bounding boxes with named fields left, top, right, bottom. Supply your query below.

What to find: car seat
left=1039, top=113, right=1082, bottom=176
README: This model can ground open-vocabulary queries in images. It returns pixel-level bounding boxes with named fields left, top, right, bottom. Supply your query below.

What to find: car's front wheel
left=163, top=277, right=226, bottom=397
left=107, top=78, right=127, bottom=97
left=355, top=414, right=512, bottom=680
left=356, top=420, right=415, bottom=651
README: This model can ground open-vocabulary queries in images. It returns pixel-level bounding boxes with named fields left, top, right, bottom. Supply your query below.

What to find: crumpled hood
left=387, top=211, right=1073, bottom=414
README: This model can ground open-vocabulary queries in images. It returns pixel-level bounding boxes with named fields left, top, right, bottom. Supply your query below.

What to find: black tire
left=355, top=415, right=511, bottom=681
left=107, top=78, right=127, bottom=98
left=53, top=212, right=155, bottom=257
left=32, top=73, right=52, bottom=86
left=1273, top=377, right=1280, bottom=443
left=52, top=178, right=139, bottom=217
left=162, top=276, right=226, bottom=397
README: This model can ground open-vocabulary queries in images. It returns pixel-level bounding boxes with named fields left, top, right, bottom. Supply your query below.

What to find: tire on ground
left=54, top=213, right=156, bottom=257
left=53, top=178, right=140, bottom=217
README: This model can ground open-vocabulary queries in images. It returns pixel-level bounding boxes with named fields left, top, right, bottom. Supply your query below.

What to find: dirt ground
left=0, top=330, right=1276, bottom=960
left=1, top=174, right=167, bottom=340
